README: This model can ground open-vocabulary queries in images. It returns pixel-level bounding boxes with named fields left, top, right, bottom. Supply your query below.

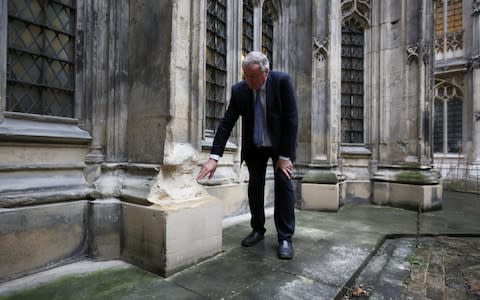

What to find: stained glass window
left=206, top=0, right=227, bottom=133
left=7, top=0, right=76, bottom=117
left=341, top=20, right=364, bottom=144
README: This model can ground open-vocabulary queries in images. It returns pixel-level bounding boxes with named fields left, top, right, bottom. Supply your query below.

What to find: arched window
left=6, top=0, right=76, bottom=117
left=341, top=19, right=365, bottom=144
left=433, top=79, right=463, bottom=153
left=206, top=0, right=227, bottom=133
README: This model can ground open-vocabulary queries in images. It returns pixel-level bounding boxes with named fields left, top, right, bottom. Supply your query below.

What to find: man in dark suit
left=197, top=51, right=298, bottom=259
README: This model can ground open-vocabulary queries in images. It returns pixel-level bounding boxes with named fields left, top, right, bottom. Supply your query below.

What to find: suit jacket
left=211, top=71, right=298, bottom=163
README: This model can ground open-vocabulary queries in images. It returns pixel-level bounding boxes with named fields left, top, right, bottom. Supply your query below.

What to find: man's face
left=242, top=64, right=268, bottom=91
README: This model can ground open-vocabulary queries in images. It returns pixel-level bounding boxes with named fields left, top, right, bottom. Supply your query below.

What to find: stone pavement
left=0, top=191, right=479, bottom=299
left=345, top=236, right=480, bottom=299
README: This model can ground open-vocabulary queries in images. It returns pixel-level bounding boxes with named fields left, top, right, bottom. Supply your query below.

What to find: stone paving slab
left=0, top=261, right=203, bottom=300
left=345, top=236, right=480, bottom=299
left=0, top=191, right=479, bottom=299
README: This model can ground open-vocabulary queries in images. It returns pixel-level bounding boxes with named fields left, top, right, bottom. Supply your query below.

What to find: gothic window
left=433, top=99, right=444, bottom=153
left=242, top=0, right=254, bottom=57
left=434, top=0, right=463, bottom=53
left=433, top=80, right=463, bottom=154
left=206, top=0, right=227, bottom=133
left=6, top=0, right=76, bottom=117
left=341, top=20, right=364, bottom=144
left=262, top=0, right=274, bottom=69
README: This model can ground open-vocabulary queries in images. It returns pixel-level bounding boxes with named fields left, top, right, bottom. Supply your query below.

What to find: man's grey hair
left=242, top=51, right=270, bottom=72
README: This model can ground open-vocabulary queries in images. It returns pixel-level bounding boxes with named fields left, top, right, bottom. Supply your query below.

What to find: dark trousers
left=245, top=147, right=295, bottom=242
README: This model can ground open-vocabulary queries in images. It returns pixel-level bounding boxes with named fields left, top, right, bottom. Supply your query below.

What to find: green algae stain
left=0, top=267, right=162, bottom=300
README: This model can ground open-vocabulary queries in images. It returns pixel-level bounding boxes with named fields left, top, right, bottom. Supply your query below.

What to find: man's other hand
left=196, top=158, right=218, bottom=180
left=275, top=159, right=293, bottom=179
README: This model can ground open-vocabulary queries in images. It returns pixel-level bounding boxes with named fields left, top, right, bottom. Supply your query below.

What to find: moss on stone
left=302, top=172, right=338, bottom=184
left=0, top=267, right=161, bottom=300
left=395, top=171, right=436, bottom=184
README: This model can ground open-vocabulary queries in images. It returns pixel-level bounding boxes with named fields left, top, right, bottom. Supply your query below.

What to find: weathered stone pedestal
left=90, top=140, right=223, bottom=277
left=372, top=169, right=442, bottom=211
left=121, top=197, right=222, bottom=277
left=117, top=142, right=223, bottom=277
left=301, top=171, right=344, bottom=212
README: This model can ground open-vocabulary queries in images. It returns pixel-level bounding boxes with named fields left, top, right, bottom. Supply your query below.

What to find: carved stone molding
left=435, top=31, right=464, bottom=53
left=313, top=37, right=329, bottom=62
left=341, top=0, right=370, bottom=29
left=474, top=0, right=480, bottom=16
left=407, top=42, right=431, bottom=65
left=468, top=54, right=480, bottom=70
left=421, top=44, right=431, bottom=65
left=406, top=43, right=419, bottom=64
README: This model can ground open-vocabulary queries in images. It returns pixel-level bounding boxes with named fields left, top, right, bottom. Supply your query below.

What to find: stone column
left=0, top=0, right=6, bottom=122
left=118, top=0, right=222, bottom=277
left=371, top=0, right=442, bottom=211
left=83, top=0, right=109, bottom=182
left=471, top=0, right=480, bottom=163
left=301, top=0, right=344, bottom=212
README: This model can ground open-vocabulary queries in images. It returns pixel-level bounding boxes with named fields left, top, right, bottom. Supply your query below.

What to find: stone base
left=344, top=181, right=371, bottom=204
left=121, top=197, right=223, bottom=277
left=372, top=182, right=442, bottom=211
left=205, top=183, right=248, bottom=217
left=301, top=183, right=341, bottom=212
left=88, top=199, right=121, bottom=259
left=0, top=202, right=88, bottom=282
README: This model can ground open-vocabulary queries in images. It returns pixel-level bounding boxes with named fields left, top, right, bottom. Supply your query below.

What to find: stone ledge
left=0, top=114, right=91, bottom=144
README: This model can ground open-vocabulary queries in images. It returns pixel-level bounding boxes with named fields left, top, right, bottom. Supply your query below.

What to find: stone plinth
left=302, top=183, right=341, bottom=211
left=372, top=182, right=442, bottom=211
left=121, top=197, right=222, bottom=277
left=372, top=169, right=442, bottom=211
left=301, top=171, right=343, bottom=212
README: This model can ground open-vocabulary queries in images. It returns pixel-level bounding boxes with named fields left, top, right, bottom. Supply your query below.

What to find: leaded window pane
left=262, top=0, right=274, bottom=69
left=7, top=0, right=76, bottom=117
left=341, top=20, right=364, bottom=144
left=242, top=0, right=254, bottom=57
left=206, top=0, right=227, bottom=132
left=446, top=0, right=462, bottom=33
left=447, top=98, right=462, bottom=153
left=435, top=0, right=444, bottom=35
left=433, top=99, right=444, bottom=153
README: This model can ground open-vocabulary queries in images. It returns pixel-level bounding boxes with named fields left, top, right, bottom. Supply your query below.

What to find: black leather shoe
left=241, top=231, right=264, bottom=247
left=278, top=240, right=294, bottom=259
